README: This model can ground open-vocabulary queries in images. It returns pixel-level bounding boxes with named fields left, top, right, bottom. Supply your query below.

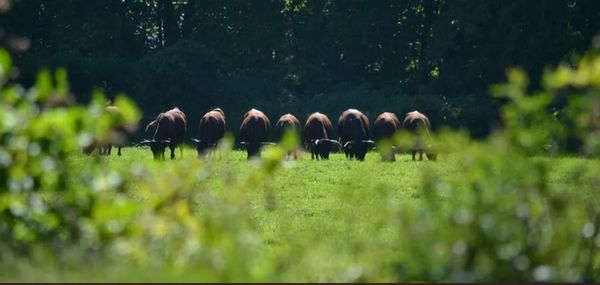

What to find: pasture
left=7, top=147, right=586, bottom=282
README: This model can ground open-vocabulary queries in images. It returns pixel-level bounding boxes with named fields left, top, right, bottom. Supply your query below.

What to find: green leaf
left=0, top=48, right=11, bottom=81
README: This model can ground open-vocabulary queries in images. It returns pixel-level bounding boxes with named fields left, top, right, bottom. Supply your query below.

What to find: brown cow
left=275, top=114, right=300, bottom=141
left=142, top=107, right=187, bottom=160
left=83, top=105, right=132, bottom=156
left=374, top=112, right=401, bottom=161
left=402, top=110, right=436, bottom=161
left=240, top=108, right=271, bottom=159
left=192, top=108, right=226, bottom=157
left=275, top=113, right=301, bottom=159
left=303, top=112, right=340, bottom=160
left=337, top=109, right=374, bottom=161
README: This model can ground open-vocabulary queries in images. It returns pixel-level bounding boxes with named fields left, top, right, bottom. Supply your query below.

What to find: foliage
left=2, top=1, right=600, bottom=137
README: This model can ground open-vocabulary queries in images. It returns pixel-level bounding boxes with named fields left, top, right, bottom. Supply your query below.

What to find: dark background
left=2, top=0, right=600, bottom=140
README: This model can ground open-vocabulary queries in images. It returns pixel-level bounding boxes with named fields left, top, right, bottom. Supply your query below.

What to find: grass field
left=23, top=145, right=590, bottom=282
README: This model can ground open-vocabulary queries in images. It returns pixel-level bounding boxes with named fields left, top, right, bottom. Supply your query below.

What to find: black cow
left=303, top=112, right=340, bottom=160
left=337, top=109, right=374, bottom=161
left=240, top=108, right=271, bottom=159
left=192, top=108, right=226, bottom=157
left=141, top=107, right=187, bottom=160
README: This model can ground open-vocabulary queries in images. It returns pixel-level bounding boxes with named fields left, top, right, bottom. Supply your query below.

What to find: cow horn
left=261, top=142, right=276, bottom=146
left=140, top=139, right=153, bottom=145
left=145, top=120, right=157, bottom=132
left=240, top=141, right=248, bottom=145
left=162, top=139, right=171, bottom=144
left=191, top=138, right=201, bottom=143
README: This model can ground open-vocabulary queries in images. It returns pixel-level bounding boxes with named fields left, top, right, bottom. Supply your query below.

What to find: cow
left=239, top=108, right=271, bottom=159
left=98, top=106, right=125, bottom=156
left=192, top=108, right=226, bottom=157
left=337, top=109, right=375, bottom=161
left=402, top=110, right=436, bottom=161
left=275, top=113, right=301, bottom=159
left=141, top=107, right=187, bottom=160
left=82, top=105, right=132, bottom=156
left=373, top=112, right=401, bottom=161
left=303, top=112, right=340, bottom=160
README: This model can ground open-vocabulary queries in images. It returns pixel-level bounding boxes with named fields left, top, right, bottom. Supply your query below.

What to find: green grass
left=2, top=144, right=595, bottom=282
left=30, top=146, right=590, bottom=282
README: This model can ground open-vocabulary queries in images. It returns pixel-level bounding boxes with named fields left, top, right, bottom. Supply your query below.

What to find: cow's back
left=200, top=111, right=226, bottom=144
left=403, top=111, right=431, bottom=134
left=240, top=110, right=270, bottom=143
left=338, top=109, right=369, bottom=143
left=275, top=114, right=300, bottom=140
left=374, top=112, right=400, bottom=140
left=304, top=113, right=333, bottom=141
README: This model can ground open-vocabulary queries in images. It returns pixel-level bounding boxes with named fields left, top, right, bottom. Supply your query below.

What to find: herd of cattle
left=88, top=106, right=437, bottom=162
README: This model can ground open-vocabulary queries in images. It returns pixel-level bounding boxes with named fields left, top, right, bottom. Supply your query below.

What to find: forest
left=3, top=0, right=600, bottom=138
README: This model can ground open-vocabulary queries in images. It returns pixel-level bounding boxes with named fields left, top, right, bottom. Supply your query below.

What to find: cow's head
left=192, top=138, right=207, bottom=155
left=311, top=139, right=342, bottom=159
left=343, top=140, right=375, bottom=161
left=425, top=144, right=438, bottom=161
left=140, top=139, right=171, bottom=160
left=192, top=138, right=219, bottom=157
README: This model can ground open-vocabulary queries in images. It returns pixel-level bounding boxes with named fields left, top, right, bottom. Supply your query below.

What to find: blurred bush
left=0, top=46, right=599, bottom=282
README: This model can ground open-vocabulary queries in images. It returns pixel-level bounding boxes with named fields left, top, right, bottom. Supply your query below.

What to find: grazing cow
left=374, top=112, right=401, bottom=161
left=337, top=109, right=374, bottom=161
left=303, top=112, right=340, bottom=160
left=402, top=110, right=436, bottom=161
left=142, top=107, right=187, bottom=160
left=99, top=106, right=124, bottom=156
left=83, top=105, right=131, bottom=156
left=239, top=108, right=271, bottom=159
left=275, top=113, right=301, bottom=159
left=192, top=108, right=226, bottom=157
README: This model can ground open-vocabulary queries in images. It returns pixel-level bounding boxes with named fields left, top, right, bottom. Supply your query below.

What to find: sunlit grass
left=33, top=146, right=594, bottom=282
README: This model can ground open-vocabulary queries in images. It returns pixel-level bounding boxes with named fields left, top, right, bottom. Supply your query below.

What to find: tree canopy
left=2, top=0, right=599, bottom=137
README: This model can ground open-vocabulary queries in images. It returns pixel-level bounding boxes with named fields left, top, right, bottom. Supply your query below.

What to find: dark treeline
left=2, top=0, right=600, bottom=139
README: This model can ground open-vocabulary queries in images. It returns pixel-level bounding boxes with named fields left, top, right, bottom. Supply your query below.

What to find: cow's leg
left=419, top=151, right=423, bottom=161
left=412, top=150, right=417, bottom=161
left=107, top=145, right=112, bottom=155
left=117, top=146, right=122, bottom=156
left=171, top=145, right=176, bottom=160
